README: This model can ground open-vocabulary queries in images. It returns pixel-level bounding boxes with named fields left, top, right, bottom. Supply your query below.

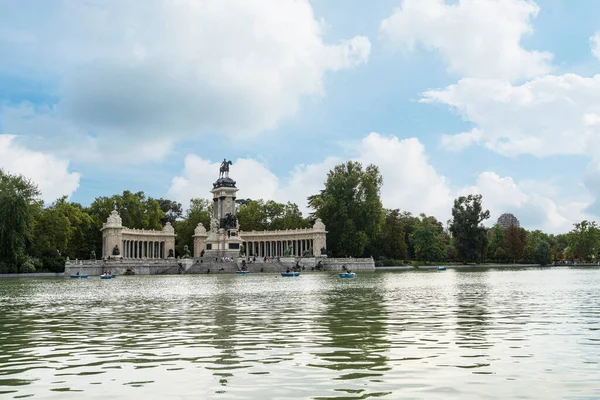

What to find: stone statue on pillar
left=219, top=159, right=232, bottom=179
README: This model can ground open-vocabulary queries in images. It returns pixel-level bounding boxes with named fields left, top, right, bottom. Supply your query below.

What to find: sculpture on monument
left=90, top=250, right=96, bottom=260
left=168, top=249, right=174, bottom=258
left=112, top=245, right=120, bottom=256
left=221, top=213, right=237, bottom=230
left=284, top=245, right=293, bottom=257
left=210, top=218, right=220, bottom=232
left=302, top=247, right=313, bottom=257
left=183, top=245, right=191, bottom=258
left=219, top=159, right=233, bottom=179
left=239, top=244, right=245, bottom=256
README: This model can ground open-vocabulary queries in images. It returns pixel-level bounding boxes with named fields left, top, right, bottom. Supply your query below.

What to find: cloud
left=591, top=32, right=600, bottom=61
left=0, top=0, right=370, bottom=163
left=357, top=133, right=454, bottom=220
left=422, top=74, right=600, bottom=157
left=168, top=132, right=584, bottom=233
left=380, top=0, right=552, bottom=81
left=459, top=172, right=589, bottom=233
left=440, top=129, right=482, bottom=151
left=0, top=135, right=80, bottom=202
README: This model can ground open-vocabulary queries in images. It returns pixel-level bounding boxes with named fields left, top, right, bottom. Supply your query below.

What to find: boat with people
left=236, top=271, right=249, bottom=275
left=437, top=266, right=447, bottom=271
left=340, top=265, right=355, bottom=278
left=281, top=272, right=300, bottom=277
left=100, top=271, right=115, bottom=279
left=70, top=274, right=88, bottom=279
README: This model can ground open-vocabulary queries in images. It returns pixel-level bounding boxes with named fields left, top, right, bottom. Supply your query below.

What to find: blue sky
left=1, top=0, right=600, bottom=233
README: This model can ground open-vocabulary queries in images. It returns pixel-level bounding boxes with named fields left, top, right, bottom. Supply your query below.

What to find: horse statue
left=219, top=159, right=233, bottom=178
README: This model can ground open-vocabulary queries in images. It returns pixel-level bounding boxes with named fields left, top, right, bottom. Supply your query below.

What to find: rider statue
left=219, top=159, right=232, bottom=179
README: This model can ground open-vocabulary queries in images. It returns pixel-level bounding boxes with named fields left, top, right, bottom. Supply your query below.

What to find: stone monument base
left=203, top=249, right=240, bottom=261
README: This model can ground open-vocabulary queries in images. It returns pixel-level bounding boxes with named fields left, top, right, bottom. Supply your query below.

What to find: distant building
left=497, top=213, right=520, bottom=229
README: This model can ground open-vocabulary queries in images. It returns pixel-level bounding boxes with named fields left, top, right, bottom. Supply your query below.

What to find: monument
left=199, top=159, right=244, bottom=260
left=192, top=159, right=329, bottom=261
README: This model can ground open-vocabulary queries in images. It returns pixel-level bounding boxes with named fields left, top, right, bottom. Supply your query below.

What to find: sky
left=1, top=0, right=600, bottom=234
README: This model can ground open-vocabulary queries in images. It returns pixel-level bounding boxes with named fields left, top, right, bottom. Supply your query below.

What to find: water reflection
left=453, top=271, right=492, bottom=350
left=1, top=270, right=600, bottom=399
left=310, top=281, right=392, bottom=399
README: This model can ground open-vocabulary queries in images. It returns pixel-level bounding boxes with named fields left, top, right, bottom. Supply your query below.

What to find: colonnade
left=242, top=239, right=314, bottom=258
left=122, top=239, right=166, bottom=259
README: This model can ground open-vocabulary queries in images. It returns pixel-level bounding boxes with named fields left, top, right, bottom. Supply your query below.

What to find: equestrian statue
left=219, top=159, right=232, bottom=179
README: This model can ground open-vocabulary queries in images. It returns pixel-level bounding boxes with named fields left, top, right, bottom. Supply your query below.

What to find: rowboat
left=281, top=272, right=300, bottom=277
left=100, top=275, right=115, bottom=279
left=437, top=266, right=447, bottom=271
left=236, top=271, right=249, bottom=275
left=339, top=273, right=356, bottom=278
left=70, top=274, right=88, bottom=279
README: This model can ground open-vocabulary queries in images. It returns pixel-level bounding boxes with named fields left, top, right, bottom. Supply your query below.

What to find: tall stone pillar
left=312, top=218, right=328, bottom=257
left=204, top=166, right=243, bottom=259
left=163, top=222, right=176, bottom=258
left=193, top=223, right=208, bottom=258
left=100, top=210, right=124, bottom=259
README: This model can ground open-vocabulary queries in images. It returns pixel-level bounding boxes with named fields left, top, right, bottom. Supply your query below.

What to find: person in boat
left=286, top=268, right=290, bottom=273
left=76, top=271, right=80, bottom=275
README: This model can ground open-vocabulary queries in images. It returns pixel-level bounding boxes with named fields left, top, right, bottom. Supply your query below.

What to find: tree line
left=1, top=163, right=598, bottom=272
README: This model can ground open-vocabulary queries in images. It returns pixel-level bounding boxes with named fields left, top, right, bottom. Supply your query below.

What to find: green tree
left=504, top=225, right=526, bottom=263
left=369, top=209, right=408, bottom=261
left=175, top=198, right=212, bottom=256
left=494, top=247, right=507, bottom=263
left=31, top=197, right=94, bottom=261
left=534, top=240, right=553, bottom=266
left=309, top=161, right=384, bottom=257
left=410, top=215, right=445, bottom=262
left=567, top=220, right=600, bottom=261
left=157, top=198, right=183, bottom=226
left=449, top=194, right=490, bottom=263
left=488, top=224, right=505, bottom=259
left=237, top=200, right=268, bottom=231
left=0, top=169, right=41, bottom=272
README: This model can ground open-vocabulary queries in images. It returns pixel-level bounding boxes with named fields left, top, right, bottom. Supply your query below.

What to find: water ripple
left=1, top=269, right=599, bottom=398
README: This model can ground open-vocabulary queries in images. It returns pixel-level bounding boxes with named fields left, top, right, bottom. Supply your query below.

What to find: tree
left=31, top=197, right=94, bottom=262
left=410, top=215, right=445, bottom=262
left=237, top=200, right=268, bottom=231
left=449, top=194, right=490, bottom=263
left=504, top=225, right=526, bottom=263
left=567, top=220, right=600, bottom=261
left=534, top=240, right=552, bottom=266
left=488, top=224, right=505, bottom=259
left=309, top=161, right=384, bottom=257
left=157, top=198, right=183, bottom=226
left=368, top=209, right=408, bottom=261
left=0, top=169, right=41, bottom=272
left=175, top=198, right=212, bottom=256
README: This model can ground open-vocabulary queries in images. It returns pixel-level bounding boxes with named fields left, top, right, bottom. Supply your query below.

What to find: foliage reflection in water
left=0, top=268, right=599, bottom=399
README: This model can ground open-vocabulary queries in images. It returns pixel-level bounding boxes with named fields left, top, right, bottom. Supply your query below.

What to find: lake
left=1, top=268, right=599, bottom=399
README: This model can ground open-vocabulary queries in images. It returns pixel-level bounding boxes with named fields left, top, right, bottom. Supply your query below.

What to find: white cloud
left=168, top=132, right=586, bottom=233
left=0, top=0, right=370, bottom=163
left=440, top=129, right=482, bottom=151
left=357, top=133, right=454, bottom=220
left=591, top=32, right=600, bottom=61
left=459, top=172, right=589, bottom=233
left=0, top=135, right=80, bottom=202
left=422, top=74, right=600, bottom=157
left=380, top=0, right=552, bottom=81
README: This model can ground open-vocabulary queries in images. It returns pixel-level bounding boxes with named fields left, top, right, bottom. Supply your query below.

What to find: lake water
left=1, top=268, right=599, bottom=399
